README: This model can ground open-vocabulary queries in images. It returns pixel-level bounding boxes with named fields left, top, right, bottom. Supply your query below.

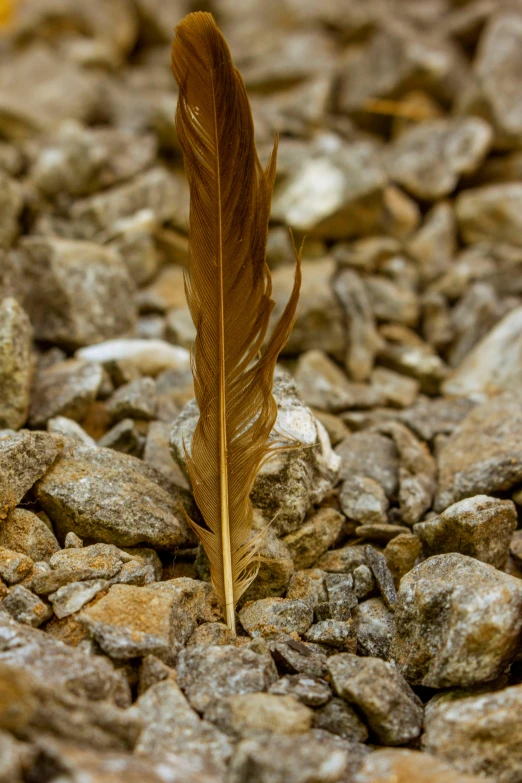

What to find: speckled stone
left=239, top=598, right=314, bottom=640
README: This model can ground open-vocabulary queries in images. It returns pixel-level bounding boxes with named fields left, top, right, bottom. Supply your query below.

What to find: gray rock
left=443, top=306, right=522, bottom=401
left=352, top=598, right=394, bottom=659
left=0, top=612, right=129, bottom=704
left=97, top=418, right=141, bottom=455
left=271, top=137, right=386, bottom=238
left=294, top=350, right=382, bottom=413
left=353, top=748, right=485, bottom=783
left=0, top=298, right=33, bottom=430
left=0, top=430, right=63, bottom=520
left=370, top=368, right=419, bottom=410
left=384, top=117, right=492, bottom=200
left=317, top=545, right=368, bottom=575
left=14, top=236, right=137, bottom=349
left=282, top=509, right=344, bottom=570
left=171, top=370, right=340, bottom=536
left=270, top=637, right=328, bottom=678
left=406, top=201, right=457, bottom=284
left=414, top=496, right=517, bottom=568
left=340, top=475, right=389, bottom=525
left=456, top=183, right=522, bottom=247
left=447, top=282, right=502, bottom=371
left=239, top=598, right=314, bottom=640
left=333, top=268, right=382, bottom=382
left=435, top=392, right=522, bottom=511
left=70, top=166, right=186, bottom=240
left=286, top=569, right=328, bottom=607
left=47, top=416, right=96, bottom=445
left=31, top=120, right=157, bottom=198
left=106, top=377, right=157, bottom=422
left=144, top=421, right=190, bottom=491
left=110, top=210, right=160, bottom=287
left=377, top=335, right=449, bottom=396
left=48, top=579, right=109, bottom=619
left=304, top=619, right=356, bottom=651
left=50, top=543, right=129, bottom=580
left=1, top=584, right=52, bottom=627
left=335, top=432, right=399, bottom=499
left=35, top=443, right=191, bottom=548
left=353, top=565, right=375, bottom=600
left=205, top=692, right=313, bottom=738
left=176, top=644, right=278, bottom=715
left=364, top=546, right=397, bottom=610
left=365, top=276, right=419, bottom=328
left=0, top=508, right=59, bottom=562
left=77, top=338, right=191, bottom=378
left=79, top=583, right=194, bottom=664
left=242, top=531, right=294, bottom=603
left=313, top=698, right=369, bottom=742
left=0, top=548, right=33, bottom=584
left=268, top=674, right=332, bottom=707
left=29, top=358, right=103, bottom=428
left=64, top=531, right=83, bottom=549
left=391, top=553, right=522, bottom=688
left=135, top=679, right=233, bottom=775
left=327, top=653, right=423, bottom=746
left=399, top=395, right=476, bottom=442
left=228, top=731, right=350, bottom=783
left=423, top=685, right=522, bottom=783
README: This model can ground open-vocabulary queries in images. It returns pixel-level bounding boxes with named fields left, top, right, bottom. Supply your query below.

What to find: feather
left=171, top=11, right=301, bottom=632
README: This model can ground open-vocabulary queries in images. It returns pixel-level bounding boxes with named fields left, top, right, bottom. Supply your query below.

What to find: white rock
left=76, top=338, right=190, bottom=377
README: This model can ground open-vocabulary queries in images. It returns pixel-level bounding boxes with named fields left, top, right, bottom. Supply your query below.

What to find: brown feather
left=171, top=11, right=301, bottom=632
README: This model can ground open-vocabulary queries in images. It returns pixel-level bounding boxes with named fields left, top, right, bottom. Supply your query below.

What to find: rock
left=31, top=120, right=157, bottom=198
left=282, top=509, right=344, bottom=570
left=391, top=553, right=522, bottom=687
left=384, top=534, right=421, bottom=584
left=340, top=475, right=389, bottom=525
left=271, top=258, right=345, bottom=358
left=365, top=276, right=419, bottom=328
left=205, top=692, right=313, bottom=738
left=271, top=137, right=386, bottom=238
left=333, top=268, right=382, bottom=382
left=70, top=166, right=186, bottom=240
left=106, top=377, right=157, bottom=422
left=313, top=698, right=369, bottom=742
left=79, top=583, right=194, bottom=664
left=97, top=418, right=141, bottom=455
left=317, top=545, right=368, bottom=575
left=406, top=201, right=457, bottom=283
left=270, top=637, right=328, bottom=678
left=0, top=172, right=22, bottom=249
left=14, top=237, right=135, bottom=350
left=35, top=443, right=191, bottom=548
left=414, top=496, right=516, bottom=568
left=29, top=359, right=103, bottom=427
left=0, top=730, right=24, bottom=783
left=353, top=748, right=484, bottom=783
left=286, top=569, right=328, bottom=607
left=1, top=584, right=53, bottom=627
left=0, top=548, right=33, bottom=584
left=364, top=546, right=397, bottom=610
left=171, top=370, right=340, bottom=536
left=0, top=508, right=59, bottom=562
left=135, top=679, right=233, bottom=775
left=435, top=392, right=522, bottom=511
left=399, top=395, right=476, bottom=442
left=48, top=416, right=96, bottom=446
left=447, top=282, right=502, bottom=370
left=423, top=684, right=522, bottom=783
left=176, top=644, right=278, bottom=715
left=0, top=298, right=33, bottom=429
left=239, top=598, right=314, bottom=640
left=144, top=421, right=190, bottom=491
left=355, top=524, right=409, bottom=544
left=442, top=306, right=522, bottom=400
left=384, top=118, right=492, bottom=200
left=336, top=432, right=399, bottom=502
left=268, top=674, right=332, bottom=707
left=138, top=264, right=187, bottom=312
left=327, top=653, right=423, bottom=746
left=110, top=210, right=160, bottom=287
left=353, top=565, right=375, bottom=599
left=304, top=619, right=356, bottom=651
left=456, top=184, right=522, bottom=247
left=48, top=579, right=109, bottom=619
left=378, top=334, right=449, bottom=395
left=370, top=368, right=419, bottom=409
left=77, top=338, right=191, bottom=378
left=294, top=350, right=381, bottom=412
left=228, top=731, right=350, bottom=783
left=0, top=612, right=128, bottom=704
left=378, top=422, right=436, bottom=525
left=187, top=622, right=236, bottom=648
left=242, top=531, right=294, bottom=603
left=352, top=598, right=394, bottom=659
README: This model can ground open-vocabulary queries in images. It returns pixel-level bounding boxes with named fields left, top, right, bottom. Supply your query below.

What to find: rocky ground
left=2, top=0, right=522, bottom=781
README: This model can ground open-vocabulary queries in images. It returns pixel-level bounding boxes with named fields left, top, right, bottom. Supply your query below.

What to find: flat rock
left=268, top=674, right=332, bottom=707
left=47, top=416, right=96, bottom=446
left=176, top=644, right=278, bottom=715
left=14, top=236, right=137, bottom=349
left=414, top=495, right=517, bottom=568
left=456, top=183, right=522, bottom=247
left=106, top=377, right=157, bottom=423
left=205, top=692, right=313, bottom=738
left=327, top=653, right=423, bottom=746
left=442, top=306, right=522, bottom=400
left=77, top=338, right=191, bottom=378
left=79, top=583, right=194, bottom=664
left=294, top=350, right=382, bottom=413
left=353, top=748, right=484, bottom=783
left=423, top=684, right=522, bottom=782
left=304, top=619, right=356, bottom=651
left=340, top=475, right=389, bottom=525
left=239, top=598, right=314, bottom=640
left=35, top=443, right=191, bottom=548
left=0, top=298, right=33, bottom=429
left=29, top=358, right=103, bottom=427
left=0, top=508, right=59, bottom=562
left=335, top=432, right=399, bottom=499
left=384, top=117, right=492, bottom=200
left=391, top=553, right=522, bottom=688
left=435, top=392, right=522, bottom=511
left=0, top=430, right=63, bottom=521
left=48, top=579, right=109, bottom=619
left=282, top=508, right=344, bottom=570
left=399, top=395, right=476, bottom=442
left=171, top=369, right=340, bottom=536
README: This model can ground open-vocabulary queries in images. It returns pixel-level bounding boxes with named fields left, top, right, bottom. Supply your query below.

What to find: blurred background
left=1, top=0, right=522, bottom=426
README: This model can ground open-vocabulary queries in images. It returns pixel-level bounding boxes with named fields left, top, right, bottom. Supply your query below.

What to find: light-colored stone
left=0, top=298, right=33, bottom=430
left=353, top=748, right=485, bottom=783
